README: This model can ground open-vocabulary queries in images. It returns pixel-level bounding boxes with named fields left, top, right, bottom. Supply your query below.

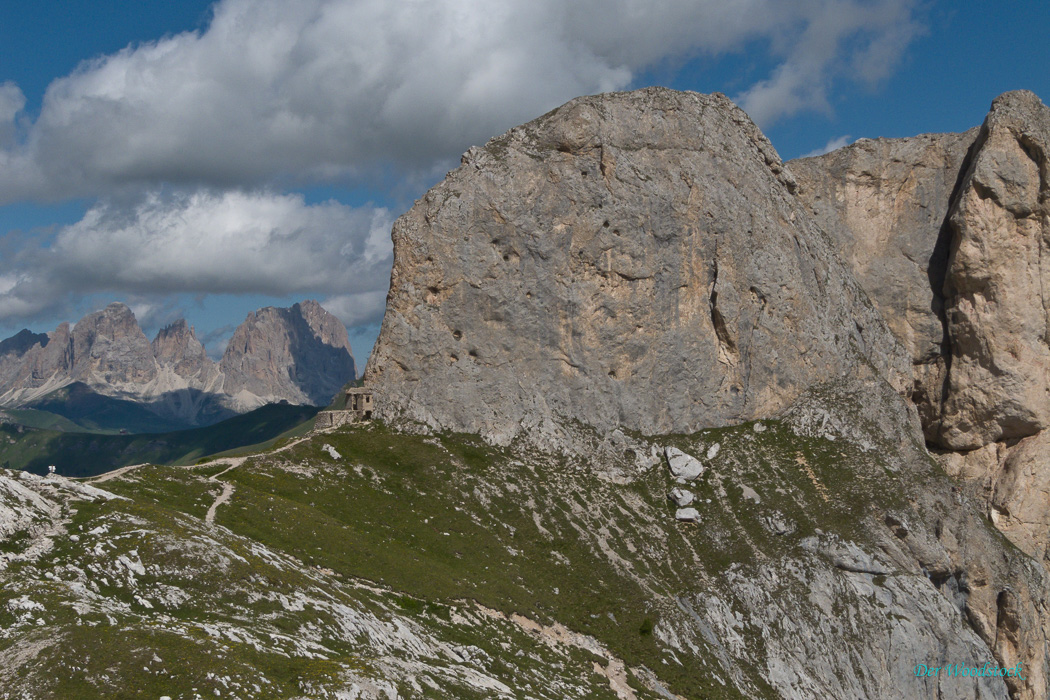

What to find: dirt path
left=87, top=429, right=328, bottom=526
left=203, top=458, right=248, bottom=525
left=89, top=463, right=146, bottom=484
left=205, top=481, right=235, bottom=525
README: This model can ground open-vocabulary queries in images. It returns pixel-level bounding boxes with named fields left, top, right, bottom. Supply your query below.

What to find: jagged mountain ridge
left=791, top=89, right=1050, bottom=580
left=0, top=300, right=355, bottom=427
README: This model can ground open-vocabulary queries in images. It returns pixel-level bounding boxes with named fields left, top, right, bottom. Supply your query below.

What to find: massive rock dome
left=366, top=87, right=907, bottom=446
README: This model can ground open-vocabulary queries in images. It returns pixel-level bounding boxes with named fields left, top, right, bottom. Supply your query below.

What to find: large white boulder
left=665, top=447, right=704, bottom=481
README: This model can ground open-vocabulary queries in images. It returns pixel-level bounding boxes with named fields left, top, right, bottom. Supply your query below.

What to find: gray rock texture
left=665, top=447, right=704, bottom=481
left=790, top=128, right=978, bottom=438
left=220, top=300, right=357, bottom=407
left=674, top=507, right=699, bottom=522
left=360, top=86, right=1050, bottom=699
left=792, top=93, right=1050, bottom=449
left=0, top=300, right=355, bottom=425
left=366, top=87, right=908, bottom=446
left=151, top=319, right=217, bottom=384
left=792, top=91, right=1050, bottom=585
left=70, top=303, right=159, bottom=387
left=668, top=487, right=694, bottom=507
left=938, top=91, right=1050, bottom=450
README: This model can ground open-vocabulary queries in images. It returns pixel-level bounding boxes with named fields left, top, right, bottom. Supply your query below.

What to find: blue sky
left=0, top=0, right=1047, bottom=363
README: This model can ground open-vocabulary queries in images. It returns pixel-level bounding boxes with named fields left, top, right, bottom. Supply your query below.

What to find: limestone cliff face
left=151, top=319, right=216, bottom=383
left=20, top=323, right=73, bottom=391
left=939, top=91, right=1050, bottom=451
left=220, top=300, right=357, bottom=407
left=366, top=87, right=908, bottom=446
left=790, top=129, right=979, bottom=437
left=0, top=330, right=50, bottom=393
left=362, top=87, right=1050, bottom=699
left=793, top=92, right=1050, bottom=453
left=70, top=303, right=159, bottom=387
left=0, top=300, right=355, bottom=425
left=792, top=91, right=1050, bottom=599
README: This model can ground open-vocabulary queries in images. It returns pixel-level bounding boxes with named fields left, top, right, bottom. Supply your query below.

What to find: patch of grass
left=100, top=465, right=220, bottom=521
left=210, top=423, right=753, bottom=698
left=0, top=408, right=89, bottom=433
left=26, top=625, right=359, bottom=700
left=14, top=397, right=942, bottom=700
left=205, top=413, right=318, bottom=461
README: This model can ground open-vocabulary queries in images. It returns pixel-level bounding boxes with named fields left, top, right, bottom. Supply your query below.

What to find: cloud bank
left=0, top=190, right=392, bottom=321
left=0, top=0, right=922, bottom=203
left=0, top=0, right=924, bottom=334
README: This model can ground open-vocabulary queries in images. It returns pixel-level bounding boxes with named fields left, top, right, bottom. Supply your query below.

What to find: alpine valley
left=0, top=300, right=356, bottom=473
left=3, top=88, right=1050, bottom=700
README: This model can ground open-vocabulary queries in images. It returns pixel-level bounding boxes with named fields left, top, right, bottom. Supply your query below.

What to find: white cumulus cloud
left=321, top=290, right=389, bottom=330
left=0, top=0, right=926, bottom=336
left=0, top=82, right=25, bottom=147
left=799, top=134, right=853, bottom=159
left=0, top=190, right=393, bottom=322
left=734, top=0, right=924, bottom=125
left=0, top=0, right=923, bottom=203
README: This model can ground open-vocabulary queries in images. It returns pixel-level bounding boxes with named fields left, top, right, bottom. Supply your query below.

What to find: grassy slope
left=0, top=465, right=654, bottom=699
left=86, top=417, right=928, bottom=699
left=0, top=408, right=88, bottom=432
left=3, top=399, right=990, bottom=699
left=24, top=383, right=205, bottom=434
left=203, top=412, right=319, bottom=460
left=0, top=403, right=320, bottom=476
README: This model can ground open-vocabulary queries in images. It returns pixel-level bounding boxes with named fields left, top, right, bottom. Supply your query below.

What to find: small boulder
left=668, top=488, right=695, bottom=507
left=675, top=507, right=700, bottom=522
left=706, top=443, right=720, bottom=460
left=665, top=447, right=704, bottom=481
left=740, top=485, right=761, bottom=503
left=762, top=511, right=796, bottom=536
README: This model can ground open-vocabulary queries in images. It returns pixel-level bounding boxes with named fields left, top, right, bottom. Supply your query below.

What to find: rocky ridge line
left=0, top=300, right=356, bottom=425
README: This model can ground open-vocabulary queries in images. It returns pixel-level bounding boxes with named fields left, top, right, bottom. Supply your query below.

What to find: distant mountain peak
left=0, top=329, right=50, bottom=359
left=0, top=300, right=356, bottom=427
left=220, top=299, right=356, bottom=407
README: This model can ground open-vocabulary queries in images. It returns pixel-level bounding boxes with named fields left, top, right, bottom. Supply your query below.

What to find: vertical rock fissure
left=1021, top=133, right=1050, bottom=352
left=924, top=130, right=987, bottom=444
left=709, top=260, right=738, bottom=366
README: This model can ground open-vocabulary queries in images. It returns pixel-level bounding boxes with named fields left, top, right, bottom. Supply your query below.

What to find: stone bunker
left=314, top=387, right=374, bottom=429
